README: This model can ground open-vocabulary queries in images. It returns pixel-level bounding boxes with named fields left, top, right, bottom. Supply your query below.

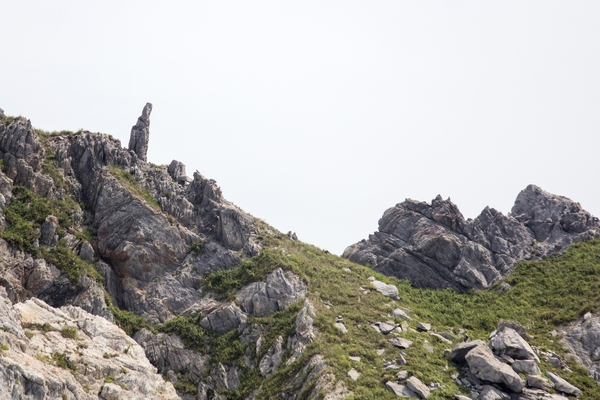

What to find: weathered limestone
left=0, top=290, right=177, bottom=399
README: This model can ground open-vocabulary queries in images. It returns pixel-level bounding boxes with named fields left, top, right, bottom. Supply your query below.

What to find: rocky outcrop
left=465, top=344, right=525, bottom=393
left=343, top=186, right=600, bottom=291
left=128, top=102, right=152, bottom=161
left=237, top=268, right=308, bottom=317
left=0, top=288, right=177, bottom=399
left=451, top=321, right=580, bottom=399
left=560, top=312, right=600, bottom=381
left=134, top=328, right=208, bottom=383
left=200, top=302, right=248, bottom=334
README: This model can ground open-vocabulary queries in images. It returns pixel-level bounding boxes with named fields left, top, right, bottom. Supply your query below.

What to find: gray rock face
left=237, top=268, right=307, bottom=317
left=128, top=102, right=152, bottom=161
left=369, top=278, right=400, bottom=299
left=465, top=344, right=525, bottom=393
left=343, top=186, right=600, bottom=291
left=134, top=328, right=208, bottom=382
left=287, top=299, right=316, bottom=364
left=0, top=118, right=53, bottom=197
left=200, top=302, right=247, bottom=334
left=259, top=336, right=284, bottom=376
left=561, top=313, right=600, bottom=381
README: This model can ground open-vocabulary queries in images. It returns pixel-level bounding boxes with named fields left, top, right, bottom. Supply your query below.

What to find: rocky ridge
left=0, top=107, right=346, bottom=399
left=2, top=106, right=600, bottom=399
left=343, top=189, right=600, bottom=292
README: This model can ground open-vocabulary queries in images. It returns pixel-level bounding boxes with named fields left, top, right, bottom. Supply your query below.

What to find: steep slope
left=342, top=190, right=600, bottom=292
left=1, top=107, right=600, bottom=399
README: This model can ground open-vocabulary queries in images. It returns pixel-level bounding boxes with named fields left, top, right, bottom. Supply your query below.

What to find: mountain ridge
left=1, top=105, right=600, bottom=399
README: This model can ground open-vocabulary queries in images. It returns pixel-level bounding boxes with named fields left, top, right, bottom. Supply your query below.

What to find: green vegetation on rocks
left=1, top=186, right=100, bottom=284
left=107, top=165, right=161, bottom=211
left=194, top=229, right=600, bottom=399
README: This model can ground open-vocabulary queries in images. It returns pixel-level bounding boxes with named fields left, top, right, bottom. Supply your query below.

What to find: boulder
left=545, top=372, right=581, bottom=396
left=479, top=385, right=511, bottom=399
left=392, top=308, right=412, bottom=320
left=389, top=337, right=413, bottom=349
left=512, top=360, right=541, bottom=375
left=347, top=368, right=361, bottom=381
left=39, top=215, right=58, bottom=247
left=465, top=344, right=525, bottom=393
left=489, top=327, right=540, bottom=363
left=450, top=340, right=487, bottom=364
left=526, top=375, right=553, bottom=391
left=386, top=381, right=419, bottom=398
left=79, top=241, right=95, bottom=262
left=406, top=376, right=430, bottom=399
left=370, top=279, right=399, bottom=299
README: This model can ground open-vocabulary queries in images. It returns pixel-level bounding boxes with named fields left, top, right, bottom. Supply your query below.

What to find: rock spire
left=128, top=102, right=152, bottom=161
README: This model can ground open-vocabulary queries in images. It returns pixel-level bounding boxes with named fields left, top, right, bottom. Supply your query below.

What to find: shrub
left=60, top=326, right=77, bottom=339
left=188, top=238, right=204, bottom=255
left=106, top=295, right=154, bottom=336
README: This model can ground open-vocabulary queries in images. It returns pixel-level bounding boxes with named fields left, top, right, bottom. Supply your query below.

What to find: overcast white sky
left=1, top=2, right=599, bottom=254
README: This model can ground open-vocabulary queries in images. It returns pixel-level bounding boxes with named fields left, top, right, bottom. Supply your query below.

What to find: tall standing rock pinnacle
left=128, top=102, right=152, bottom=161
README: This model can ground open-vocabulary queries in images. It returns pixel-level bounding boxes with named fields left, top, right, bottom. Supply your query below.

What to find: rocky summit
left=343, top=188, right=600, bottom=291
left=1, top=105, right=600, bottom=399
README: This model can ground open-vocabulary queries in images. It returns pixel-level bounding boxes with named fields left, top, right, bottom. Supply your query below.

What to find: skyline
left=1, top=2, right=599, bottom=254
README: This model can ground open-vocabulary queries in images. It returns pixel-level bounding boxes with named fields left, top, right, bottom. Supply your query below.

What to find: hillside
left=0, top=105, right=599, bottom=399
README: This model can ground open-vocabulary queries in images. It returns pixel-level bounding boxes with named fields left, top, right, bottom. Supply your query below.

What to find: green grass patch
left=106, top=295, right=155, bottom=337
left=60, top=325, right=78, bottom=339
left=203, top=249, right=306, bottom=300
left=107, top=165, right=160, bottom=211
left=158, top=315, right=208, bottom=350
left=0, top=186, right=100, bottom=284
left=41, top=239, right=103, bottom=284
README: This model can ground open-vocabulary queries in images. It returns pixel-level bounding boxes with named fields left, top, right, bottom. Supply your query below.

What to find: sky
left=1, top=2, right=599, bottom=255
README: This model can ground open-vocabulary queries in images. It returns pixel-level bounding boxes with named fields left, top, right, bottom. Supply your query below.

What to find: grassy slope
left=206, top=222, right=600, bottom=399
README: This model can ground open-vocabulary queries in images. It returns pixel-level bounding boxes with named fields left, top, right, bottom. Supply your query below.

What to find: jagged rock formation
left=128, top=102, right=152, bottom=161
left=0, top=287, right=177, bottom=399
left=4, top=106, right=600, bottom=399
left=343, top=186, right=600, bottom=291
left=0, top=111, right=259, bottom=323
left=0, top=108, right=351, bottom=399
